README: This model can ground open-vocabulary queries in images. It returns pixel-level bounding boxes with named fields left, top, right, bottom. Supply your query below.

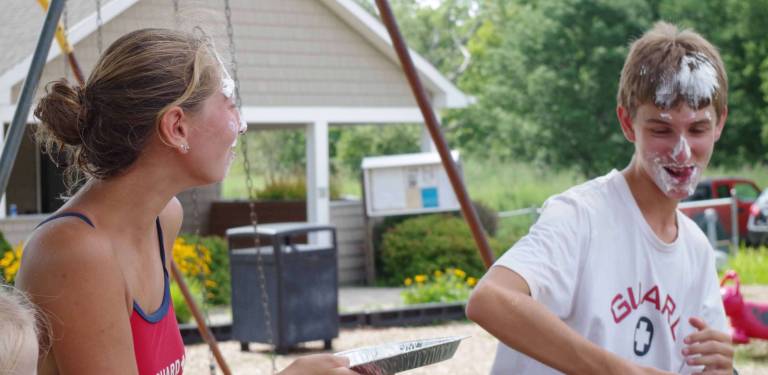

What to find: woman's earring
left=180, top=144, right=189, bottom=153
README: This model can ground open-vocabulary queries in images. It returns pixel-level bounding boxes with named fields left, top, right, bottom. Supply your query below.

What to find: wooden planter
left=208, top=200, right=307, bottom=240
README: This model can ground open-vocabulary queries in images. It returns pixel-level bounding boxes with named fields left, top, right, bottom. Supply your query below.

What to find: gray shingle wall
left=9, top=0, right=418, bottom=107
left=0, top=0, right=97, bottom=76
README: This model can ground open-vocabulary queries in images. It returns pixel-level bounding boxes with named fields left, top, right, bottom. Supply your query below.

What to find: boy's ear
left=617, top=106, right=636, bottom=143
left=157, top=106, right=189, bottom=151
left=714, top=105, right=728, bottom=142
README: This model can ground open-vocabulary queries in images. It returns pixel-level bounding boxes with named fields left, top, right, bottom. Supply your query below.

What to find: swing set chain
left=224, top=1, right=277, bottom=373
left=95, top=0, right=103, bottom=55
left=190, top=188, right=218, bottom=375
left=172, top=0, right=180, bottom=31
left=63, top=3, right=69, bottom=80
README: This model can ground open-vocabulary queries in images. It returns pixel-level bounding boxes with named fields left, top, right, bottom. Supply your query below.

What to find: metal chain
left=224, top=1, right=276, bottom=373
left=190, top=189, right=217, bottom=375
left=172, top=0, right=180, bottom=30
left=95, top=0, right=103, bottom=55
left=63, top=3, right=69, bottom=81
left=168, top=1, right=216, bottom=373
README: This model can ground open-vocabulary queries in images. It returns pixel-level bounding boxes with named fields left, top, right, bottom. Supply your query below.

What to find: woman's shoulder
left=159, top=196, right=183, bottom=236
left=18, top=216, right=123, bottom=300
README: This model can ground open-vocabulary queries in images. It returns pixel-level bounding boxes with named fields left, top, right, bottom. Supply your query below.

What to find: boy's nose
left=671, top=136, right=691, bottom=163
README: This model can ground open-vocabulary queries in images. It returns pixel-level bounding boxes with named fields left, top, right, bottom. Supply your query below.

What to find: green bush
left=255, top=177, right=342, bottom=201
left=256, top=178, right=306, bottom=200
left=725, top=246, right=768, bottom=284
left=378, top=214, right=504, bottom=286
left=178, top=234, right=231, bottom=306
left=401, top=268, right=478, bottom=305
left=171, top=279, right=204, bottom=324
left=472, top=200, right=498, bottom=237
left=0, top=232, right=17, bottom=284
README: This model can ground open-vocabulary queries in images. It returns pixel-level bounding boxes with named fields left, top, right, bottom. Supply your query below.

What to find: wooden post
left=170, top=261, right=232, bottom=375
left=374, top=0, right=495, bottom=268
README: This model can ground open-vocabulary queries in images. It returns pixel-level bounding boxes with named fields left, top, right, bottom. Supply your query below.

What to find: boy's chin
left=664, top=189, right=693, bottom=201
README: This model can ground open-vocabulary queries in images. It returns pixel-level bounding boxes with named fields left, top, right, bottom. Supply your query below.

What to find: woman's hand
left=278, top=354, right=358, bottom=375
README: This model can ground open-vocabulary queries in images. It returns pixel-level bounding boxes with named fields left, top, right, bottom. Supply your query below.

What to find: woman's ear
left=157, top=106, right=189, bottom=153
left=617, top=105, right=636, bottom=143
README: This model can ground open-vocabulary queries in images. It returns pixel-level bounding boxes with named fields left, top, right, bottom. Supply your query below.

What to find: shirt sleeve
left=698, top=248, right=728, bottom=332
left=678, top=245, right=729, bottom=375
left=493, top=194, right=590, bottom=318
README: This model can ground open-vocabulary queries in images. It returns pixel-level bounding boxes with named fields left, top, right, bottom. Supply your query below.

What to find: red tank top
left=37, top=213, right=186, bottom=374
left=130, top=218, right=185, bottom=374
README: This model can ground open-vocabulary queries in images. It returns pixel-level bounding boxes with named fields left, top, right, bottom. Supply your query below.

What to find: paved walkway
left=199, top=287, right=406, bottom=326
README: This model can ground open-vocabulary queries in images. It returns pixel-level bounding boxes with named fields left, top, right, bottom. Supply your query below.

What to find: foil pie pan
left=335, top=336, right=467, bottom=375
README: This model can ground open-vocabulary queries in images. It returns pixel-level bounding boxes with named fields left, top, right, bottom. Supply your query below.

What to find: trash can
left=227, top=222, right=339, bottom=353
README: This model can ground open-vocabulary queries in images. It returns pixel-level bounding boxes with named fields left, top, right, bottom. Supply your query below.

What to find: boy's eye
left=689, top=125, right=709, bottom=135
left=650, top=128, right=671, bottom=135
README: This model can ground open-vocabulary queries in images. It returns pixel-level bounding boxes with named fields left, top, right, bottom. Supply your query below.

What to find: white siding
left=13, top=0, right=419, bottom=107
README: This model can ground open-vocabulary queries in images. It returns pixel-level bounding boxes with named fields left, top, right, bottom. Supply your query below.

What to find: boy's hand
left=278, top=354, right=359, bottom=375
left=682, top=317, right=734, bottom=374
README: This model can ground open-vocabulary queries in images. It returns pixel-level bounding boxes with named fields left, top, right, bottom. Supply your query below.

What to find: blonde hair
left=0, top=285, right=42, bottom=374
left=617, top=21, right=728, bottom=119
left=34, top=28, right=223, bottom=189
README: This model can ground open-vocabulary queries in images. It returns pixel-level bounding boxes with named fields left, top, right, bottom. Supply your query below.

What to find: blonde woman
left=16, top=28, right=355, bottom=375
left=0, top=284, right=41, bottom=375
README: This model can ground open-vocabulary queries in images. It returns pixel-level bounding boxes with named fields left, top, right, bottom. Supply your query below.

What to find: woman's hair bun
left=34, top=79, right=85, bottom=147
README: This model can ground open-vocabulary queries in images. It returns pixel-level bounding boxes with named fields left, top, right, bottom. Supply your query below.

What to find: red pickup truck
left=679, top=177, right=761, bottom=242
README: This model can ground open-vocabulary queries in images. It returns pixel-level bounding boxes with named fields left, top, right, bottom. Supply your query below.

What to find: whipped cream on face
left=671, top=136, right=691, bottom=161
left=647, top=150, right=700, bottom=198
left=211, top=49, right=248, bottom=145
left=655, top=53, right=719, bottom=110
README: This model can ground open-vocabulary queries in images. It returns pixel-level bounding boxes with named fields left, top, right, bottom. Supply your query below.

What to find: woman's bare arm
left=17, top=220, right=138, bottom=375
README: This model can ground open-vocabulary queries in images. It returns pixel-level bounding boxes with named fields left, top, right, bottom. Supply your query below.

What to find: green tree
left=335, top=124, right=421, bottom=173
left=354, top=0, right=480, bottom=81
left=450, top=0, right=652, bottom=177
left=657, top=0, right=768, bottom=166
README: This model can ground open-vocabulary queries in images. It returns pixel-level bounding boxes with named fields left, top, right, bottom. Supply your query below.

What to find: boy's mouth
left=663, top=165, right=695, bottom=182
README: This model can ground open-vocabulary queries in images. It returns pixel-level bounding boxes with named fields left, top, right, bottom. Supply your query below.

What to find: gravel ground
left=185, top=320, right=768, bottom=374
left=185, top=283, right=768, bottom=374
left=185, top=322, right=495, bottom=374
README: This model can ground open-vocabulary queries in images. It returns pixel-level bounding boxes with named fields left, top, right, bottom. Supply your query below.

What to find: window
left=733, top=182, right=760, bottom=202
left=716, top=185, right=731, bottom=198
left=686, top=183, right=711, bottom=201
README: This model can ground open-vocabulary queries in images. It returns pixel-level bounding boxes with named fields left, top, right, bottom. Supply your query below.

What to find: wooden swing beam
left=374, top=0, right=495, bottom=269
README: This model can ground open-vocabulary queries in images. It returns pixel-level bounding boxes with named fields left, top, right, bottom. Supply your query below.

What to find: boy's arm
left=466, top=267, right=673, bottom=375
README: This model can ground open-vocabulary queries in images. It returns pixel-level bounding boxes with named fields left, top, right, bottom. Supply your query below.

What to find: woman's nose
left=237, top=113, right=248, bottom=135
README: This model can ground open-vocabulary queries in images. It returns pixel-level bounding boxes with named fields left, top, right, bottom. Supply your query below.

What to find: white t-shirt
left=491, top=170, right=727, bottom=374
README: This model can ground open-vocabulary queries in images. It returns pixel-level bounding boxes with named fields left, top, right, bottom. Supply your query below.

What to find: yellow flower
left=1, top=241, right=24, bottom=283
left=404, top=277, right=413, bottom=286
left=453, top=269, right=466, bottom=279
left=414, top=275, right=427, bottom=283
left=172, top=237, right=212, bottom=279
left=467, top=277, right=477, bottom=287
left=433, top=270, right=443, bottom=278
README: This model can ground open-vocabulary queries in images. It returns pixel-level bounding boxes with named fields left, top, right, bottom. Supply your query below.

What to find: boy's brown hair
left=617, top=21, right=728, bottom=120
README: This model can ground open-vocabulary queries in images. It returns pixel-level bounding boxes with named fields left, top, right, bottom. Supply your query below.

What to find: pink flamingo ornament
left=720, top=270, right=768, bottom=344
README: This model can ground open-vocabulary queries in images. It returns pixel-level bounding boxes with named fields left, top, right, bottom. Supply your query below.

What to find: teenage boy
left=467, top=21, right=734, bottom=375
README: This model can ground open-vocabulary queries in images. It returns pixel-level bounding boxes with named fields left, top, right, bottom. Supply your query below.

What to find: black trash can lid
left=226, top=222, right=335, bottom=238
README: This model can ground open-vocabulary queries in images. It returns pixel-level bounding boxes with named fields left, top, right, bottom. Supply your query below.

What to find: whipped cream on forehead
left=655, top=52, right=719, bottom=109
left=210, top=49, right=248, bottom=142
left=212, top=51, right=236, bottom=99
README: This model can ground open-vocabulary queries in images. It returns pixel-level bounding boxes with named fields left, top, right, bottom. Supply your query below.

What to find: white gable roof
left=0, top=0, right=471, bottom=108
